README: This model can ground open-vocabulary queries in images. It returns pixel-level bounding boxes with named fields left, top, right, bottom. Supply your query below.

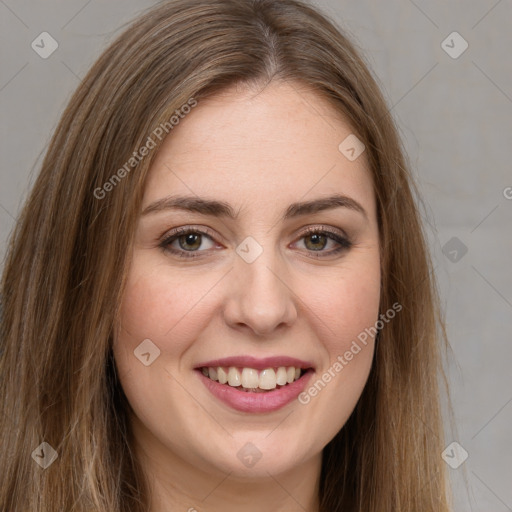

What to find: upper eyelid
left=161, top=224, right=349, bottom=243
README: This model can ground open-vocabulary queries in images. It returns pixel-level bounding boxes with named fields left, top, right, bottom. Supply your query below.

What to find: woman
left=0, top=0, right=453, bottom=510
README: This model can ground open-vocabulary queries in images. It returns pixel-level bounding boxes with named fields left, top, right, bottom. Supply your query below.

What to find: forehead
left=143, top=81, right=375, bottom=220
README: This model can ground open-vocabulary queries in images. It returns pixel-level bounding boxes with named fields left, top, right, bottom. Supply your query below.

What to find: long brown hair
left=0, top=0, right=453, bottom=510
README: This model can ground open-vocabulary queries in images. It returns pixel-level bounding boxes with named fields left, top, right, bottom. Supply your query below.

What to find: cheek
left=114, top=262, right=214, bottom=359
left=307, top=256, right=381, bottom=351
left=112, top=262, right=216, bottom=434
left=294, top=256, right=380, bottom=426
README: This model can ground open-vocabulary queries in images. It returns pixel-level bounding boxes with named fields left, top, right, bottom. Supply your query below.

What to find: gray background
left=1, top=1, right=511, bottom=510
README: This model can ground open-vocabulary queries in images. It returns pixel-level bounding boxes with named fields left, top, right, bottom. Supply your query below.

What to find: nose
left=222, top=248, right=298, bottom=337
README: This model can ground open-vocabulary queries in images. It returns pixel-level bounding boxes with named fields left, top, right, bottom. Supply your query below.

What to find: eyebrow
left=141, top=193, right=368, bottom=221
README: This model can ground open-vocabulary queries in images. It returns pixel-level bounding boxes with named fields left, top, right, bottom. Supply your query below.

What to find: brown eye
left=295, top=227, right=352, bottom=257
left=160, top=227, right=218, bottom=258
left=177, top=233, right=203, bottom=251
left=303, top=232, right=329, bottom=251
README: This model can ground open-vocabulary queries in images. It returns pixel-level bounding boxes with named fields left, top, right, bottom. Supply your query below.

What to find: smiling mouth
left=199, top=366, right=310, bottom=393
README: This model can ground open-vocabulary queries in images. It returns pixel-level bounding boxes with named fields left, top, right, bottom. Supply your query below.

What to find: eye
left=159, top=226, right=219, bottom=258
left=159, top=225, right=352, bottom=259
left=293, top=226, right=352, bottom=257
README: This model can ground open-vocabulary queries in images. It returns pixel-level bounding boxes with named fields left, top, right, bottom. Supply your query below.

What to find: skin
left=113, top=80, right=381, bottom=512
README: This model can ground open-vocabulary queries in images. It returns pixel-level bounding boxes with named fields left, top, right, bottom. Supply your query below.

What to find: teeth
left=227, top=367, right=241, bottom=387
left=241, top=368, right=259, bottom=389
left=217, top=367, right=228, bottom=384
left=259, top=368, right=276, bottom=390
left=202, top=365, right=305, bottom=391
left=276, top=367, right=288, bottom=386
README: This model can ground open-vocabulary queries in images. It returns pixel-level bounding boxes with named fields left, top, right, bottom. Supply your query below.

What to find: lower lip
left=197, top=370, right=314, bottom=413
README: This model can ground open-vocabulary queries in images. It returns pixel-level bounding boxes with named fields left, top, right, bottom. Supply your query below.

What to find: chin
left=197, top=431, right=319, bottom=479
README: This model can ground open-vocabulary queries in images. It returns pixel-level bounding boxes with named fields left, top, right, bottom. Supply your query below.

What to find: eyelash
left=159, top=225, right=353, bottom=259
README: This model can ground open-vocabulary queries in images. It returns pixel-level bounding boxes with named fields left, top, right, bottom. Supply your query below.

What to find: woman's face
left=113, top=81, right=381, bottom=483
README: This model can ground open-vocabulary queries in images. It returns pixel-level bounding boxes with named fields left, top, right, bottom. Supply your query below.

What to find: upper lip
left=195, top=355, right=314, bottom=371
